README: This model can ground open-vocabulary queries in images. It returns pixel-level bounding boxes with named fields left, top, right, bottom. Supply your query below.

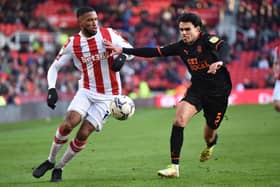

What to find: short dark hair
left=76, top=7, right=95, bottom=18
left=177, top=13, right=203, bottom=28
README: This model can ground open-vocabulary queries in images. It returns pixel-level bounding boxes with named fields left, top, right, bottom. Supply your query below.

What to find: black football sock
left=207, top=134, right=218, bottom=148
left=170, top=125, right=184, bottom=165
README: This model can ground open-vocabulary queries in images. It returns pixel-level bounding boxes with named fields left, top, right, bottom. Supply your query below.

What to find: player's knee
left=173, top=117, right=186, bottom=127
left=76, top=130, right=90, bottom=142
left=62, top=120, right=80, bottom=133
left=64, top=111, right=82, bottom=129
left=76, top=121, right=95, bottom=141
left=62, top=122, right=75, bottom=133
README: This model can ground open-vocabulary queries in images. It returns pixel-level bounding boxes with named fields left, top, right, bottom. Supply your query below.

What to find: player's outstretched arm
left=103, top=39, right=161, bottom=57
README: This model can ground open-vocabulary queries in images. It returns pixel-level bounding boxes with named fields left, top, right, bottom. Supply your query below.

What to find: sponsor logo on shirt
left=187, top=58, right=210, bottom=71
left=81, top=51, right=111, bottom=63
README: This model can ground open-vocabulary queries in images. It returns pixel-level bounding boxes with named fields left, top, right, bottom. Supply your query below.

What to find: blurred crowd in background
left=0, top=0, right=280, bottom=105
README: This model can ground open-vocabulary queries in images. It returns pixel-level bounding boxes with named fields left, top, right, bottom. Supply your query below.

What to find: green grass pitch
left=0, top=104, right=279, bottom=187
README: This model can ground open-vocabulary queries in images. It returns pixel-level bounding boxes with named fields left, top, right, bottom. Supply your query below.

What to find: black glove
left=47, top=88, right=58, bottom=109
left=111, top=54, right=126, bottom=72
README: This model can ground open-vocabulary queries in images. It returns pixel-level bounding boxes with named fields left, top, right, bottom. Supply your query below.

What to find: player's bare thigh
left=173, top=101, right=197, bottom=127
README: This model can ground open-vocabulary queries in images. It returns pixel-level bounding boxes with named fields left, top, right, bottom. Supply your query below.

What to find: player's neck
left=82, top=30, right=97, bottom=38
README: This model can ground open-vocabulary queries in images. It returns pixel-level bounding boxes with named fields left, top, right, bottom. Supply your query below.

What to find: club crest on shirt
left=209, top=36, right=219, bottom=43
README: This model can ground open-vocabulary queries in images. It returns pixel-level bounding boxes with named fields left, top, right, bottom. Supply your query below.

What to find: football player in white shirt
left=32, top=7, right=133, bottom=182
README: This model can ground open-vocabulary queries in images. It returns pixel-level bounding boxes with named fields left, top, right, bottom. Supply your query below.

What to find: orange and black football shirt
left=123, top=33, right=232, bottom=96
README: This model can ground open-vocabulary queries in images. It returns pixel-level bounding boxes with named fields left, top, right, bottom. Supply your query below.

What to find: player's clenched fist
left=207, top=61, right=223, bottom=74
left=47, top=88, right=58, bottom=109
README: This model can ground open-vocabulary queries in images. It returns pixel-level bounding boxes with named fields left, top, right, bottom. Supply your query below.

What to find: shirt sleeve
left=206, top=35, right=231, bottom=65
left=47, top=38, right=73, bottom=89
left=109, top=28, right=134, bottom=60
left=122, top=42, right=180, bottom=58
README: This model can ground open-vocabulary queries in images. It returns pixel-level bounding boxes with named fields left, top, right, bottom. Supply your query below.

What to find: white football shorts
left=67, top=88, right=115, bottom=131
left=273, top=80, right=280, bottom=101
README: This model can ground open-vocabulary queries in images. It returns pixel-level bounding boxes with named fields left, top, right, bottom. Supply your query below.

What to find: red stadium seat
left=0, top=24, right=25, bottom=36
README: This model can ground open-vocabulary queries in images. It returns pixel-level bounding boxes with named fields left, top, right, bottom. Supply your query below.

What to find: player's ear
left=196, top=26, right=201, bottom=32
left=77, top=15, right=85, bottom=26
left=78, top=19, right=82, bottom=27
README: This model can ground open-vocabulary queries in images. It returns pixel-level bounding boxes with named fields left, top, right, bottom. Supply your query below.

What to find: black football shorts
left=181, top=89, right=229, bottom=130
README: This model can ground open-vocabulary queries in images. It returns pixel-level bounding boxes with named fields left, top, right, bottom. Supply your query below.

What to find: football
left=110, top=95, right=135, bottom=120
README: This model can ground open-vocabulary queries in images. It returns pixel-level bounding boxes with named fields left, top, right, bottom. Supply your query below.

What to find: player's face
left=179, top=22, right=201, bottom=44
left=79, top=11, right=98, bottom=37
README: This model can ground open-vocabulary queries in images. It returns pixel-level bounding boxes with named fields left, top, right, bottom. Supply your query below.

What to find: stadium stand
left=0, top=0, right=279, bottom=105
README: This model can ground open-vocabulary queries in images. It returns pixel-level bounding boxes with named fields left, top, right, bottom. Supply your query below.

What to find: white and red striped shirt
left=47, top=27, right=133, bottom=95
